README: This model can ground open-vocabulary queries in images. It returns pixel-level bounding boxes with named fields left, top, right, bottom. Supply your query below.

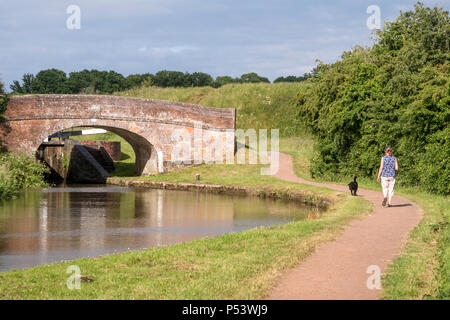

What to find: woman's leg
left=381, top=177, right=389, bottom=206
left=388, top=178, right=396, bottom=205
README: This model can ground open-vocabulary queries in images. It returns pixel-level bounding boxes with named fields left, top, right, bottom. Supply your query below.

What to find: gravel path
left=266, top=152, right=422, bottom=300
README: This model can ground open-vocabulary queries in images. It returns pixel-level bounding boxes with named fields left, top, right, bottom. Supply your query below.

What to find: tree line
left=8, top=69, right=312, bottom=95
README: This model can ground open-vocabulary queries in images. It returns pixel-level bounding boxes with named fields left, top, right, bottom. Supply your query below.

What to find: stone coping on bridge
left=106, top=178, right=333, bottom=208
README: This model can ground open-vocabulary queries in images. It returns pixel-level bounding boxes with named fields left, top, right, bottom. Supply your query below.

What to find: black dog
left=348, top=176, right=358, bottom=196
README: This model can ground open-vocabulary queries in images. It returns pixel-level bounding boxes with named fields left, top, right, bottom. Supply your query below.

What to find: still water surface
left=0, top=185, right=323, bottom=271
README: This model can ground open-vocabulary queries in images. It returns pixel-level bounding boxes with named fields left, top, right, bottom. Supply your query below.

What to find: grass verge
left=381, top=190, right=449, bottom=299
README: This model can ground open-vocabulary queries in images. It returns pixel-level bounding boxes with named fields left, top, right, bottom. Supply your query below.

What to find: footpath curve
left=266, top=152, right=422, bottom=299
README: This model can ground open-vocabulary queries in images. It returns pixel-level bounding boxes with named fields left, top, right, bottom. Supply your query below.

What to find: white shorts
left=381, top=176, right=396, bottom=203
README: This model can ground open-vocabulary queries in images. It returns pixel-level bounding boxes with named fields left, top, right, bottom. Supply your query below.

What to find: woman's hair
left=385, top=146, right=392, bottom=153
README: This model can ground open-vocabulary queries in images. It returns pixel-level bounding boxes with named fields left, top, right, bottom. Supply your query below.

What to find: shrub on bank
left=0, top=153, right=48, bottom=200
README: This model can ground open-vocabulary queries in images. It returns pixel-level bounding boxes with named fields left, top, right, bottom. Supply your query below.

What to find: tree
left=153, top=70, right=188, bottom=87
left=212, top=76, right=238, bottom=88
left=67, top=69, right=93, bottom=94
left=10, top=80, right=23, bottom=93
left=31, top=69, right=68, bottom=94
left=102, top=71, right=127, bottom=93
left=240, top=72, right=270, bottom=83
left=125, top=73, right=154, bottom=89
left=188, top=72, right=213, bottom=87
left=274, top=73, right=313, bottom=83
left=9, top=73, right=35, bottom=93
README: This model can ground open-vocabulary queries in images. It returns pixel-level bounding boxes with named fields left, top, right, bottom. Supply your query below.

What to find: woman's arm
left=395, top=158, right=398, bottom=171
left=377, top=157, right=384, bottom=182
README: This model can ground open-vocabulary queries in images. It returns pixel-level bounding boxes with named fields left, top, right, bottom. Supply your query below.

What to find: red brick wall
left=79, top=140, right=121, bottom=161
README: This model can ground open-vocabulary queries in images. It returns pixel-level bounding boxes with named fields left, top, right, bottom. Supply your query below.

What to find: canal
left=0, top=185, right=323, bottom=271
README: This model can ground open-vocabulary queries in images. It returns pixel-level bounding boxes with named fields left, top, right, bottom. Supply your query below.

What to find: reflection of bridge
left=0, top=95, right=235, bottom=175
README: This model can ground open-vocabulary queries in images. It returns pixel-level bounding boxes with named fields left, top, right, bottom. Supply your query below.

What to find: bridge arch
left=1, top=95, right=235, bottom=175
left=41, top=124, right=158, bottom=175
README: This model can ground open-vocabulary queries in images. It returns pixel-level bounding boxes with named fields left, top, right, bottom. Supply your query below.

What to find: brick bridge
left=0, top=95, right=235, bottom=175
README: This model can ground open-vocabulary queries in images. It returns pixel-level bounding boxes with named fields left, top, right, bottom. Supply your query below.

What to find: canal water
left=0, top=185, right=323, bottom=271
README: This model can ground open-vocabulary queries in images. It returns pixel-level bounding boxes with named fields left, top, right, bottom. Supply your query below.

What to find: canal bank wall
left=106, top=178, right=333, bottom=208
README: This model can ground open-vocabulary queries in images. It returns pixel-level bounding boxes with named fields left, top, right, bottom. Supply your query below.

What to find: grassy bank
left=381, top=191, right=449, bottom=299
left=0, top=181, right=370, bottom=299
left=116, top=82, right=306, bottom=136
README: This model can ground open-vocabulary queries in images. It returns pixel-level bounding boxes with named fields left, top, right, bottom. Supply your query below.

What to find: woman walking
left=377, top=146, right=398, bottom=207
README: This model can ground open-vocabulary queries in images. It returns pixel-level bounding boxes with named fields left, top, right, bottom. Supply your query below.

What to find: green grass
left=381, top=190, right=449, bottom=299
left=116, top=83, right=306, bottom=136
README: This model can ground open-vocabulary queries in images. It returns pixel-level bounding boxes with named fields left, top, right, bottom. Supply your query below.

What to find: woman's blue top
left=381, top=155, right=396, bottom=177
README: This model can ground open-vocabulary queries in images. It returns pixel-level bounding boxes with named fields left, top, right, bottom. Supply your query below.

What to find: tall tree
left=153, top=70, right=187, bottom=87
left=188, top=72, right=213, bottom=87
left=31, top=69, right=68, bottom=94
left=9, top=73, right=35, bottom=93
left=240, top=72, right=270, bottom=83
left=125, top=73, right=154, bottom=89
left=67, top=69, right=93, bottom=94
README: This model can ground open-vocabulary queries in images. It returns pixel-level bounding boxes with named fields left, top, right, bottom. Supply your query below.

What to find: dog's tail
left=354, top=176, right=357, bottom=182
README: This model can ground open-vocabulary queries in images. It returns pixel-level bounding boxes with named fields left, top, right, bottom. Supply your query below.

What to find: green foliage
left=0, top=77, right=7, bottom=117
left=274, top=73, right=312, bottom=83
left=296, top=3, right=450, bottom=194
left=212, top=76, right=238, bottom=88
left=10, top=68, right=273, bottom=93
left=153, top=70, right=189, bottom=87
left=9, top=73, right=35, bottom=93
left=0, top=94, right=8, bottom=117
left=152, top=70, right=214, bottom=88
left=125, top=73, right=154, bottom=89
left=240, top=72, right=270, bottom=84
left=31, top=69, right=69, bottom=94
left=188, top=72, right=214, bottom=87
left=0, top=153, right=48, bottom=200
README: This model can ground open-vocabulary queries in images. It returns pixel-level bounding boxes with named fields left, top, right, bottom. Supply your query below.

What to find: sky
left=0, top=0, right=448, bottom=91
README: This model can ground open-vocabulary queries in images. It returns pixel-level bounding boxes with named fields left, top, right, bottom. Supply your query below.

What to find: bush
left=0, top=153, right=48, bottom=200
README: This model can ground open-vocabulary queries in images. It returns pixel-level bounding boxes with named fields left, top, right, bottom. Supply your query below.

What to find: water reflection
left=0, top=186, right=323, bottom=271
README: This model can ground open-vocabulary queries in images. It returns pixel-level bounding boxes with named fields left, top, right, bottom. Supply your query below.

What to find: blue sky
left=0, top=0, right=448, bottom=90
